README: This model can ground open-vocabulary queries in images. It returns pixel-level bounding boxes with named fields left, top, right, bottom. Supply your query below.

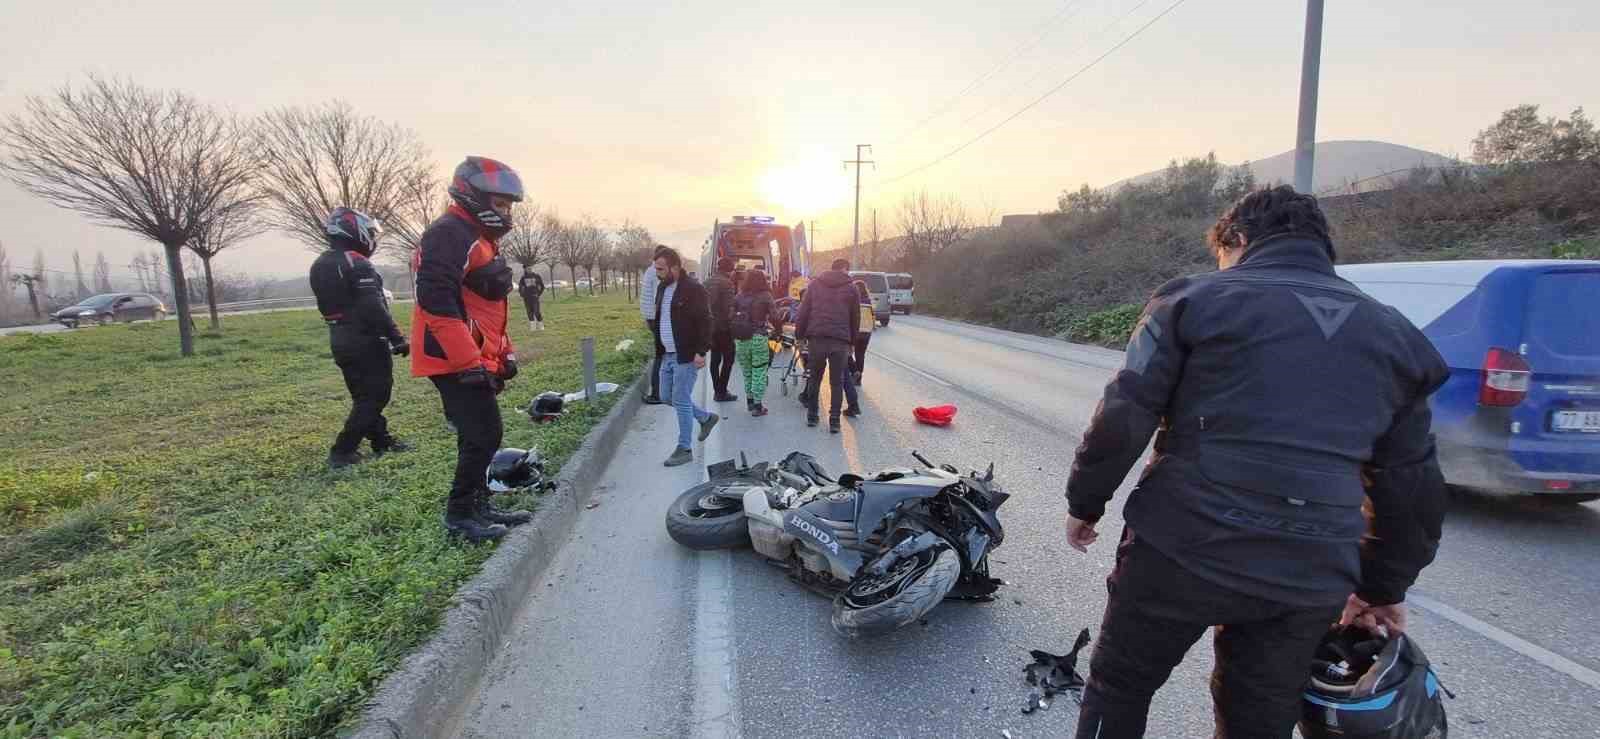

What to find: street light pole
left=1293, top=0, right=1324, bottom=194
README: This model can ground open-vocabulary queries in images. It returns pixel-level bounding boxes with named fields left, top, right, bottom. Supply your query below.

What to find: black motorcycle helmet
left=487, top=447, right=547, bottom=493
left=448, top=156, right=524, bottom=239
left=1300, top=624, right=1448, bottom=738
left=325, top=206, right=382, bottom=256
left=528, top=391, right=565, bottom=422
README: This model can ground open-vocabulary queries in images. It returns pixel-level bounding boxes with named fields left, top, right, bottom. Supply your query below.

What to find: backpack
left=731, top=293, right=758, bottom=340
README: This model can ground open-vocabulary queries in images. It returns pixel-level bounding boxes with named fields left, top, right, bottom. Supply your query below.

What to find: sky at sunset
left=1, top=0, right=1595, bottom=284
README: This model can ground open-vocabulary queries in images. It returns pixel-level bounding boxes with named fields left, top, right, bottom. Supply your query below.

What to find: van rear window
left=859, top=274, right=888, bottom=293
left=890, top=275, right=914, bottom=290
left=1528, top=271, right=1600, bottom=357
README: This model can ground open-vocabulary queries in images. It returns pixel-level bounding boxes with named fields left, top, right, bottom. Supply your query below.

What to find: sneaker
left=327, top=450, right=364, bottom=470
left=664, top=447, right=693, bottom=467
left=715, top=392, right=739, bottom=403
left=698, top=413, right=720, bottom=441
left=843, top=407, right=861, bottom=418
left=830, top=419, right=841, bottom=434
left=643, top=395, right=667, bottom=406
left=753, top=404, right=769, bottom=417
left=807, top=416, right=819, bottom=428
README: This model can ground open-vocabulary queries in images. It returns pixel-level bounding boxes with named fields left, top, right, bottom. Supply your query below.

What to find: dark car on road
left=50, top=292, right=168, bottom=328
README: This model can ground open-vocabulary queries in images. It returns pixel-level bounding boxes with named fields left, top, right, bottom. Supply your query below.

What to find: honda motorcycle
left=664, top=450, right=1009, bottom=637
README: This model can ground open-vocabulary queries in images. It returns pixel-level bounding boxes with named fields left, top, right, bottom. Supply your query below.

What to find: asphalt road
left=457, top=314, right=1600, bottom=739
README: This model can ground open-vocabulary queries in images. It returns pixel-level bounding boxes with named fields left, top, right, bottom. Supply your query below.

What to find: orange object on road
left=914, top=405, right=957, bottom=426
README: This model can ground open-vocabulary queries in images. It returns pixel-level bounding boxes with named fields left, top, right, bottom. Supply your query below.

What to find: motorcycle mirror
left=912, top=450, right=934, bottom=468
left=740, top=451, right=749, bottom=470
left=984, top=462, right=995, bottom=482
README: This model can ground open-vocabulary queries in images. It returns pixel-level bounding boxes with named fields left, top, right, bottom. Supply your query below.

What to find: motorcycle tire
left=831, top=545, right=960, bottom=638
left=665, top=477, right=759, bottom=550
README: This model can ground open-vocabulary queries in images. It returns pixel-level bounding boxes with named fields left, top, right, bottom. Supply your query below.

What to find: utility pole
left=869, top=209, right=879, bottom=268
left=1293, top=0, right=1324, bottom=194
left=843, top=144, right=874, bottom=268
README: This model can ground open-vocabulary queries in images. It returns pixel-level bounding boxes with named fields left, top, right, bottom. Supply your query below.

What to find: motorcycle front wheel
left=831, top=545, right=960, bottom=638
left=664, top=477, right=760, bottom=550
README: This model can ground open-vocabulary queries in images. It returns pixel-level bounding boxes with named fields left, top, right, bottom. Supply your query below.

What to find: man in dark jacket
left=796, top=258, right=862, bottom=432
left=705, top=256, right=739, bottom=402
left=652, top=247, right=720, bottom=466
left=1065, top=186, right=1450, bottom=739
left=517, top=268, right=545, bottom=332
left=309, top=207, right=411, bottom=470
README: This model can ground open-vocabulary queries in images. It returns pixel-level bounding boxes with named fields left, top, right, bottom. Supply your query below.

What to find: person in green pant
left=730, top=269, right=780, bottom=416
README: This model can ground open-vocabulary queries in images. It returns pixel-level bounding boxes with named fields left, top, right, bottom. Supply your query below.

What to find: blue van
left=1336, top=260, right=1600, bottom=503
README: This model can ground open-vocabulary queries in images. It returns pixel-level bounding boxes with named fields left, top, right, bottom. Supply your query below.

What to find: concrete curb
left=346, top=365, right=647, bottom=739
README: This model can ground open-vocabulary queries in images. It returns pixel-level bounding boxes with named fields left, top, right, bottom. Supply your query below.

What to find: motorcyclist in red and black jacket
left=309, top=207, right=410, bottom=470
left=411, top=156, right=532, bottom=542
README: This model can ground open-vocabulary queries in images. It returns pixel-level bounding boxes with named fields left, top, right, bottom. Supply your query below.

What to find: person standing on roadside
left=309, top=207, right=411, bottom=470
left=652, top=247, right=720, bottom=466
left=795, top=258, right=862, bottom=433
left=517, top=267, right=545, bottom=332
left=412, top=156, right=535, bottom=543
left=640, top=245, right=668, bottom=405
left=731, top=269, right=780, bottom=417
left=850, top=279, right=875, bottom=390
left=705, top=256, right=739, bottom=403
left=1064, top=186, right=1450, bottom=739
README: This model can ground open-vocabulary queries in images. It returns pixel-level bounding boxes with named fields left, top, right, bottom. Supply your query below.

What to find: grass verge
left=0, top=291, right=649, bottom=737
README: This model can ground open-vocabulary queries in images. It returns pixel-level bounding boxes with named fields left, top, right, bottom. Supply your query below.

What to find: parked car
left=888, top=272, right=915, bottom=314
left=1336, top=259, right=1600, bottom=502
left=51, top=292, right=167, bottom=328
left=847, top=271, right=892, bottom=326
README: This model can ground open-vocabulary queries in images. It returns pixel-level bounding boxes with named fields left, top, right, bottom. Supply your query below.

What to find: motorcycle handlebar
left=912, top=451, right=935, bottom=469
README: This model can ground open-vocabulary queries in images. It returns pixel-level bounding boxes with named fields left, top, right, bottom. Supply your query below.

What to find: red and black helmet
left=449, top=156, right=525, bottom=237
left=325, top=207, right=382, bottom=256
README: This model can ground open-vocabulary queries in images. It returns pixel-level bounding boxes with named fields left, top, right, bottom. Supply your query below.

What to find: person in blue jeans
left=650, top=247, right=720, bottom=466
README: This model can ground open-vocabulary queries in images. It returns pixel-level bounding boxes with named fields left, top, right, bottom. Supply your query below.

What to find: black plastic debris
left=1021, top=628, right=1093, bottom=713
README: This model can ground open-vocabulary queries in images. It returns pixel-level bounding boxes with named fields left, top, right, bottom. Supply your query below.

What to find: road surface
left=457, top=315, right=1600, bottom=738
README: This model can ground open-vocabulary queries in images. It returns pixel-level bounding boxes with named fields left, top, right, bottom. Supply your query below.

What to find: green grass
left=0, top=291, right=649, bottom=737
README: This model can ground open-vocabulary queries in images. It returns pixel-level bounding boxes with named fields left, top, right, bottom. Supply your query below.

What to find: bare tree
left=189, top=195, right=269, bottom=328
left=614, top=221, right=654, bottom=302
left=147, top=249, right=168, bottom=298
left=252, top=100, right=436, bottom=252
left=502, top=202, right=556, bottom=271
left=383, top=172, right=447, bottom=297
left=554, top=217, right=595, bottom=294
left=0, top=77, right=256, bottom=355
left=72, top=250, right=89, bottom=299
left=10, top=249, right=47, bottom=320
left=93, top=251, right=113, bottom=293
left=0, top=240, right=12, bottom=320
left=571, top=217, right=608, bottom=296
left=896, top=189, right=972, bottom=267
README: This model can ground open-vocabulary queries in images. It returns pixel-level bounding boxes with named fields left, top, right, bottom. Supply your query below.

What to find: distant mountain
left=1107, top=140, right=1458, bottom=195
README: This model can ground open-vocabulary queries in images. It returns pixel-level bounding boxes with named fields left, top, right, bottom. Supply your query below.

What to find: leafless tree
left=0, top=76, right=256, bottom=355
left=10, top=249, right=47, bottom=320
left=93, top=251, right=113, bottom=293
left=252, top=100, right=436, bottom=253
left=614, top=221, right=654, bottom=301
left=571, top=217, right=608, bottom=296
left=72, top=250, right=89, bottom=299
left=502, top=202, right=556, bottom=271
left=554, top=216, right=597, bottom=295
left=0, top=240, right=13, bottom=320
left=381, top=172, right=447, bottom=292
left=189, top=195, right=270, bottom=328
left=896, top=189, right=972, bottom=267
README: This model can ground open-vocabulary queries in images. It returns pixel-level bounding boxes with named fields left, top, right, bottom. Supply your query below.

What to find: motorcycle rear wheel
left=831, top=545, right=960, bottom=638
left=665, top=477, right=760, bottom=550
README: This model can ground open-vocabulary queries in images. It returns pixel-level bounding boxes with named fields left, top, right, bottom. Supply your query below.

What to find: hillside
left=1107, top=140, right=1458, bottom=195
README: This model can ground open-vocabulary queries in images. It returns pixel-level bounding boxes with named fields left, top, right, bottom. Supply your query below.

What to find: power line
left=882, top=0, right=1194, bottom=186
left=890, top=0, right=1092, bottom=143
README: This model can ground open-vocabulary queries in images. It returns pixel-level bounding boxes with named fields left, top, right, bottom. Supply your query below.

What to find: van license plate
left=1552, top=411, right=1600, bottom=433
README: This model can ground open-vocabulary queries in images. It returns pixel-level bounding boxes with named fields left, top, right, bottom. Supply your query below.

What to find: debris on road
left=585, top=501, right=600, bottom=510
left=913, top=404, right=958, bottom=426
left=1021, top=628, right=1093, bottom=714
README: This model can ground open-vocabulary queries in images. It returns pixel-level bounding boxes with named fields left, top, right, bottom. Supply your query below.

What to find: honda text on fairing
left=664, top=450, right=1010, bottom=637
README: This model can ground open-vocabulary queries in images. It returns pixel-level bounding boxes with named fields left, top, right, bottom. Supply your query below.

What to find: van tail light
left=1479, top=348, right=1531, bottom=407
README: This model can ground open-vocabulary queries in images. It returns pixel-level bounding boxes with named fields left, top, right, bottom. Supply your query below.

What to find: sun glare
left=759, top=156, right=849, bottom=214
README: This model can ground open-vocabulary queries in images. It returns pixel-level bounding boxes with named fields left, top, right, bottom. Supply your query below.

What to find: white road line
left=872, top=351, right=955, bottom=387
left=691, top=372, right=742, bottom=739
left=1408, top=591, right=1600, bottom=691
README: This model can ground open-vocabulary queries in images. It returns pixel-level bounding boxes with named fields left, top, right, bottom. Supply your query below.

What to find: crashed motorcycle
left=664, top=450, right=1009, bottom=637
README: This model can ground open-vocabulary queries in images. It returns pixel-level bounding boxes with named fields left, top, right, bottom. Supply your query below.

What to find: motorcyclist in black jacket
left=1064, top=186, right=1450, bottom=739
left=309, top=207, right=411, bottom=470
